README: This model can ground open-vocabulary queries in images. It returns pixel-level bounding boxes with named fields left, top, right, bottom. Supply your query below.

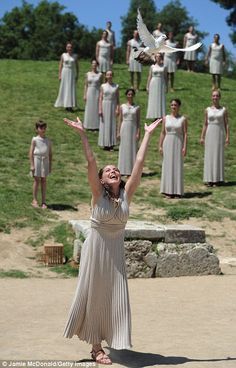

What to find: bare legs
left=32, top=177, right=47, bottom=208
left=212, top=74, right=221, bottom=90
left=130, top=72, right=141, bottom=91
left=186, top=60, right=195, bottom=72
left=167, top=72, right=175, bottom=92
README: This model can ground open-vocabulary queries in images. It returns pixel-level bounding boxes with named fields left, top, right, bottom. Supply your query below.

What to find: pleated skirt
left=63, top=227, right=132, bottom=349
left=204, top=124, right=224, bottom=183
left=160, top=133, right=184, bottom=195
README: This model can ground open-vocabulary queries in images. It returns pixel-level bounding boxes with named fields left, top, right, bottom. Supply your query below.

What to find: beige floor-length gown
left=160, top=115, right=185, bottom=195
left=98, top=82, right=119, bottom=148
left=146, top=64, right=166, bottom=119
left=84, top=72, right=102, bottom=130
left=203, top=106, right=226, bottom=183
left=64, top=189, right=132, bottom=349
left=54, top=53, right=77, bottom=108
left=118, top=104, right=139, bottom=175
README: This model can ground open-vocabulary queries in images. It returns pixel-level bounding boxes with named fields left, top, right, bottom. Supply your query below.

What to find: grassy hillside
left=0, top=59, right=235, bottom=233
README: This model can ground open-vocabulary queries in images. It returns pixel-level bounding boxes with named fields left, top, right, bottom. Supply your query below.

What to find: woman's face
left=66, top=43, right=73, bottom=53
left=189, top=26, right=194, bottom=33
left=170, top=100, right=180, bottom=113
left=126, top=90, right=134, bottom=100
left=91, top=60, right=98, bottom=69
left=212, top=91, right=220, bottom=103
left=214, top=34, right=220, bottom=43
left=100, top=165, right=121, bottom=186
left=155, top=53, right=162, bottom=64
left=102, top=31, right=108, bottom=39
left=106, top=71, right=113, bottom=81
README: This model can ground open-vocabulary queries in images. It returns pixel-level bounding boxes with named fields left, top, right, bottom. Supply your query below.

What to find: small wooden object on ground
left=44, top=243, right=64, bottom=266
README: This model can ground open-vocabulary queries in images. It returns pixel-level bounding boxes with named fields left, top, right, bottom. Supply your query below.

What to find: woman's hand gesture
left=64, top=117, right=85, bottom=135
left=144, top=118, right=162, bottom=135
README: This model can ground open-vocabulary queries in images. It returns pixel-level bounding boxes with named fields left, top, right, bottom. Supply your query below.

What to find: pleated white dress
left=209, top=43, right=224, bottom=75
left=118, top=104, right=139, bottom=176
left=160, top=115, right=185, bottom=196
left=54, top=53, right=77, bottom=108
left=164, top=41, right=178, bottom=73
left=64, top=189, right=132, bottom=349
left=97, top=40, right=112, bottom=73
left=32, top=136, right=51, bottom=177
left=146, top=64, right=166, bottom=119
left=127, top=38, right=142, bottom=73
left=84, top=72, right=102, bottom=130
left=203, top=107, right=226, bottom=183
left=98, top=83, right=119, bottom=148
left=184, top=33, right=198, bottom=61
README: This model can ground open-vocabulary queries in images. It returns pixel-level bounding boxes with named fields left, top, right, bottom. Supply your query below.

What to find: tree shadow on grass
left=170, top=87, right=190, bottom=92
left=142, top=171, right=158, bottom=178
left=77, top=350, right=236, bottom=367
left=218, top=181, right=236, bottom=187
left=47, top=204, right=78, bottom=211
left=183, top=191, right=212, bottom=199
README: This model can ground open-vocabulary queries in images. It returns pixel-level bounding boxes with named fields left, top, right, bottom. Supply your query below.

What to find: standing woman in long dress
left=98, top=70, right=119, bottom=151
left=183, top=26, right=198, bottom=72
left=159, top=98, right=188, bottom=198
left=164, top=32, right=180, bottom=92
left=205, top=34, right=226, bottom=90
left=54, top=42, right=79, bottom=111
left=118, top=88, right=140, bottom=176
left=126, top=30, right=142, bottom=91
left=96, top=30, right=113, bottom=77
left=63, top=116, right=162, bottom=365
left=83, top=59, right=103, bottom=130
left=200, top=89, right=229, bottom=186
left=146, top=53, right=167, bottom=119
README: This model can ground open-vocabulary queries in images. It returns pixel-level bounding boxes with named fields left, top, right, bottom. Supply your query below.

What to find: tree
left=210, top=0, right=236, bottom=44
left=0, top=0, right=101, bottom=60
left=155, top=0, right=207, bottom=47
left=0, top=1, right=35, bottom=59
left=121, top=0, right=157, bottom=47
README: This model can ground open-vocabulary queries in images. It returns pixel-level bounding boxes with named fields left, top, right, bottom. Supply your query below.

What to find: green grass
left=0, top=60, right=235, bottom=236
left=0, top=269, right=29, bottom=278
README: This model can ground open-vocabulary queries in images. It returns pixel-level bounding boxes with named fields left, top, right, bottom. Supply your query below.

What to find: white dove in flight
left=135, top=8, right=202, bottom=65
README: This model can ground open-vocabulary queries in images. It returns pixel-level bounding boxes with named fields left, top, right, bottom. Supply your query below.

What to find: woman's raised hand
left=144, top=118, right=162, bottom=135
left=64, top=117, right=85, bottom=134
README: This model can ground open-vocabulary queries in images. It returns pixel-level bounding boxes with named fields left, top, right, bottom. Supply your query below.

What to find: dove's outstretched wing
left=159, top=42, right=202, bottom=54
left=137, top=8, right=156, bottom=49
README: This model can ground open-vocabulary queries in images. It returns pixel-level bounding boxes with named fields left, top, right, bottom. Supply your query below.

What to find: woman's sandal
left=91, top=349, right=112, bottom=365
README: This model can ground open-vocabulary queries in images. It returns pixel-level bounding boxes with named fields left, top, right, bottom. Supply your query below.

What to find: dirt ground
left=0, top=204, right=236, bottom=367
left=0, top=203, right=235, bottom=277
left=1, top=277, right=236, bottom=368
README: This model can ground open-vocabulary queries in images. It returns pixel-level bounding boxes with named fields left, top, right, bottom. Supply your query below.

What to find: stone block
left=156, top=244, right=221, bottom=277
left=164, top=225, right=205, bottom=243
left=124, top=220, right=165, bottom=240
left=70, top=220, right=165, bottom=241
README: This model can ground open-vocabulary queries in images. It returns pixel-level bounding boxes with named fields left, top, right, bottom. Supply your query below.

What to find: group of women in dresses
left=54, top=30, right=229, bottom=197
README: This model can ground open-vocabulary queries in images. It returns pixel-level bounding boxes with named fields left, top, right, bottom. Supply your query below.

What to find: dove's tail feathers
left=185, top=42, right=202, bottom=52
left=134, top=50, right=155, bottom=66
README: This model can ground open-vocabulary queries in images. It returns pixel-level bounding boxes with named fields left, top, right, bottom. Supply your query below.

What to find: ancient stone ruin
left=69, top=220, right=221, bottom=278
